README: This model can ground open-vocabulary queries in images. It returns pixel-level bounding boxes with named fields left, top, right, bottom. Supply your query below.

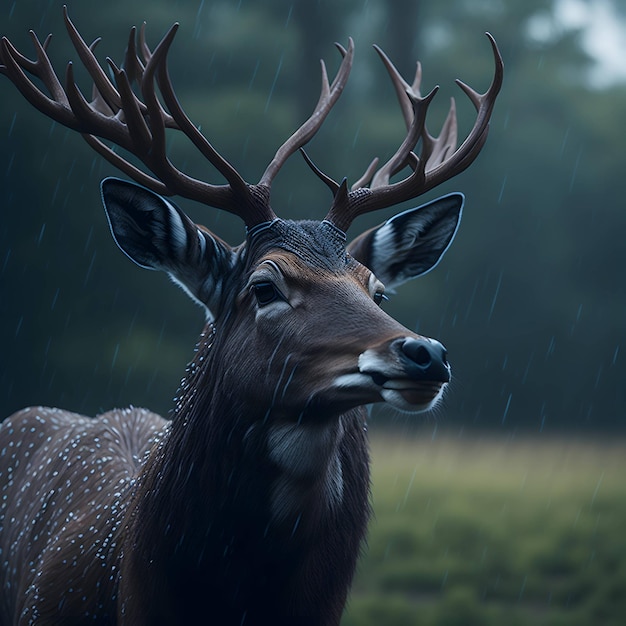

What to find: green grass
left=342, top=433, right=626, bottom=626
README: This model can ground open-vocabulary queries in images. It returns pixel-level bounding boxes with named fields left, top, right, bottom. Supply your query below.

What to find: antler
left=0, top=7, right=354, bottom=228
left=0, top=8, right=502, bottom=232
left=259, top=40, right=354, bottom=188
left=321, top=34, right=504, bottom=232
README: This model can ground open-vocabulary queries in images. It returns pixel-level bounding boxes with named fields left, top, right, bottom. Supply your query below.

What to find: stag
left=0, top=8, right=503, bottom=625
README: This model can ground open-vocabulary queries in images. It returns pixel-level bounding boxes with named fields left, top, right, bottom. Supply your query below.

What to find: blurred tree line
left=1, top=0, right=624, bottom=432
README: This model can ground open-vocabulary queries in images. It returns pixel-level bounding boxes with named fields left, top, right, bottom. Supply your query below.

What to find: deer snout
left=357, top=335, right=451, bottom=413
left=396, top=337, right=450, bottom=384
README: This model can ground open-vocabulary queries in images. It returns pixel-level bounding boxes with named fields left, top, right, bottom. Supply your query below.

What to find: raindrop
left=497, top=175, right=507, bottom=203
left=196, top=0, right=205, bottom=22
left=66, top=158, right=77, bottom=181
left=264, top=54, right=284, bottom=114
left=248, top=60, right=260, bottom=90
left=83, top=251, right=97, bottom=287
left=83, top=226, right=94, bottom=254
left=111, top=344, right=120, bottom=370
left=51, top=288, right=60, bottom=311
left=440, top=569, right=448, bottom=590
left=590, top=471, right=604, bottom=507
left=36, top=223, right=46, bottom=247
left=487, top=271, right=502, bottom=321
left=6, top=152, right=15, bottom=178
left=501, top=393, right=512, bottom=424
left=285, top=4, right=293, bottom=28
left=401, top=466, right=417, bottom=510
left=2, top=248, right=11, bottom=274
left=539, top=402, right=547, bottom=432
left=8, top=112, right=17, bottom=137
left=560, top=126, right=571, bottom=156
left=569, top=146, right=582, bottom=192
left=352, top=122, right=362, bottom=148
left=51, top=180, right=61, bottom=206
left=593, top=365, right=603, bottom=390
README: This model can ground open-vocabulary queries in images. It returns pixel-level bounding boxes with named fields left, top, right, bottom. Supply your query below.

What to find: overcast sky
left=557, top=0, right=626, bottom=86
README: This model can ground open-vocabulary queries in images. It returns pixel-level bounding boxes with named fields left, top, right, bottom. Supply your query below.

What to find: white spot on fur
left=162, top=198, right=188, bottom=260
left=332, top=372, right=375, bottom=390
left=267, top=421, right=344, bottom=523
left=371, top=222, right=398, bottom=284
left=268, top=422, right=340, bottom=478
left=358, top=349, right=391, bottom=375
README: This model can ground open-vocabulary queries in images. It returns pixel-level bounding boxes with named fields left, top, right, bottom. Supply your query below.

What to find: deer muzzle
left=357, top=336, right=450, bottom=412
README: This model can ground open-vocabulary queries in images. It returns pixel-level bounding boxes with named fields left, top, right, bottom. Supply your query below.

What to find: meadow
left=342, top=431, right=626, bottom=626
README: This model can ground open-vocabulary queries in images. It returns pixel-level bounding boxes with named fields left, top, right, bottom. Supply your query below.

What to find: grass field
left=342, top=431, right=626, bottom=626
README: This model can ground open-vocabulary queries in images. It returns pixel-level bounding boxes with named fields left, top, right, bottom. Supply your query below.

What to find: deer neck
left=121, top=322, right=371, bottom=623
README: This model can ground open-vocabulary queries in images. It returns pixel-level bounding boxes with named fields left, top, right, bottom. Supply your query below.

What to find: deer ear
left=347, top=193, right=463, bottom=289
left=101, top=178, right=236, bottom=317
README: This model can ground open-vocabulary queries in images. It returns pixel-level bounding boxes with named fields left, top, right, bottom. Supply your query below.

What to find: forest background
left=1, top=0, right=625, bottom=433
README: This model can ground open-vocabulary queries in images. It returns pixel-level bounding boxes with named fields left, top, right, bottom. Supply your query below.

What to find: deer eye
left=252, top=282, right=282, bottom=306
left=373, top=291, right=388, bottom=306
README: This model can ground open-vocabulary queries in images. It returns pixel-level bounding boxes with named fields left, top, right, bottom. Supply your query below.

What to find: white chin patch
left=380, top=386, right=445, bottom=414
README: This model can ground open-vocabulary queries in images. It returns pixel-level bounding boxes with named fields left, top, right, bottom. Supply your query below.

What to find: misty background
left=1, top=0, right=625, bottom=434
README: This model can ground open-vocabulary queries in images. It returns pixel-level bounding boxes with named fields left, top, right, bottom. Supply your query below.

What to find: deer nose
left=400, top=337, right=450, bottom=383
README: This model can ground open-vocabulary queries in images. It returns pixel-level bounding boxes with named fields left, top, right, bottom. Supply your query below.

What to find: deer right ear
left=101, top=178, right=236, bottom=317
left=347, top=193, right=463, bottom=289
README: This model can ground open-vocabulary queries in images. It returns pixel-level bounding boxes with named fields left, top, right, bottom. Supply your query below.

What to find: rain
left=1, top=0, right=625, bottom=624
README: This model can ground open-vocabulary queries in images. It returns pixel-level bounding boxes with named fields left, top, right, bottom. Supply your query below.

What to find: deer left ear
left=101, top=178, right=236, bottom=318
left=347, top=193, right=463, bottom=289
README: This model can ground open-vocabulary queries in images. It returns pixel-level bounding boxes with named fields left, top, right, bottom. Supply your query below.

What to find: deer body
left=0, top=11, right=502, bottom=625
left=0, top=406, right=163, bottom=624
left=0, top=383, right=368, bottom=625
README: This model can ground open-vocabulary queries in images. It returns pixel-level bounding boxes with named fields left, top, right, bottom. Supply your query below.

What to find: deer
left=0, top=8, right=503, bottom=626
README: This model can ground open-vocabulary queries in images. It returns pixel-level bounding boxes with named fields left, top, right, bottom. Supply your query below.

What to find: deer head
left=101, top=178, right=463, bottom=422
